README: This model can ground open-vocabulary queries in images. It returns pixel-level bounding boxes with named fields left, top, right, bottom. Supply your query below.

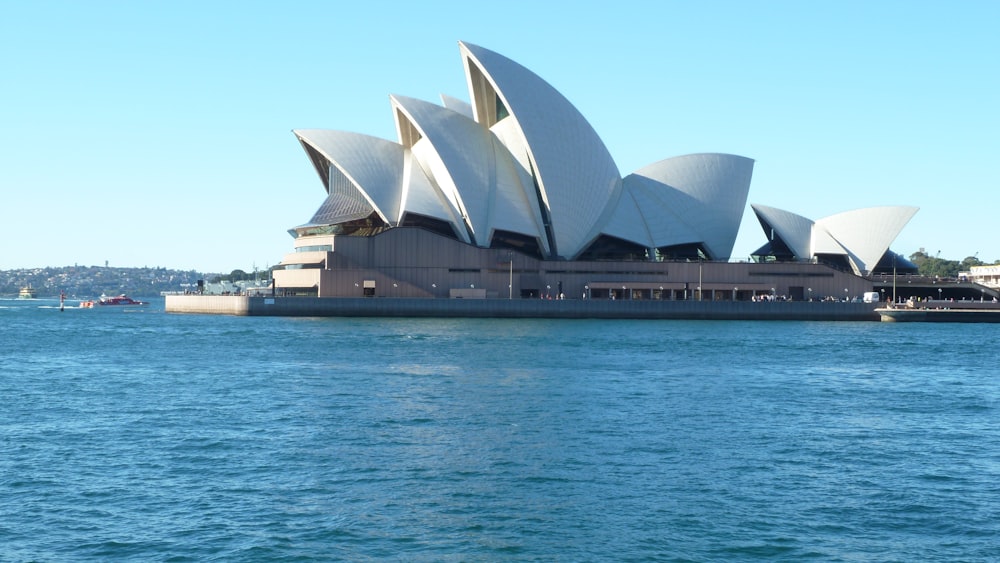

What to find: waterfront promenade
left=166, top=295, right=880, bottom=321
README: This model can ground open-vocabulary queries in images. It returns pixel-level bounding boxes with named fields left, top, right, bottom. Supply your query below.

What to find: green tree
left=909, top=250, right=960, bottom=278
left=959, top=255, right=983, bottom=271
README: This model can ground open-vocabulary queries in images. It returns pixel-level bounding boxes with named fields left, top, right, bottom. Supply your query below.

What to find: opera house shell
left=751, top=204, right=919, bottom=276
left=272, top=41, right=914, bottom=302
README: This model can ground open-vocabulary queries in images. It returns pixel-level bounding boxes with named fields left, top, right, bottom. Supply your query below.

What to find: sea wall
left=166, top=295, right=251, bottom=315
left=166, top=295, right=880, bottom=321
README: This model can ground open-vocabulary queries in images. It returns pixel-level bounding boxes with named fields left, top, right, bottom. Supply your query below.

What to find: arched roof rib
left=459, top=41, right=622, bottom=259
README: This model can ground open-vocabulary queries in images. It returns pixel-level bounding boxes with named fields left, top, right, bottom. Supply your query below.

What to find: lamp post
left=845, top=288, right=849, bottom=302
left=938, top=288, right=942, bottom=302
left=892, top=253, right=897, bottom=304
left=808, top=287, right=812, bottom=301
left=733, top=287, right=738, bottom=301
left=507, top=252, right=513, bottom=299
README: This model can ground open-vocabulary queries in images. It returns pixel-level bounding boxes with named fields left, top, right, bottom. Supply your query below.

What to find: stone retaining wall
left=167, top=295, right=880, bottom=321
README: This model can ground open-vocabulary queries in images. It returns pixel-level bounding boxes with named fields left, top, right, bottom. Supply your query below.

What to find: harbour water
left=2, top=298, right=999, bottom=561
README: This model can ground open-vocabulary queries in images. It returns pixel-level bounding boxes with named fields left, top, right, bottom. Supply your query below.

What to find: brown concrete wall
left=273, top=228, right=874, bottom=302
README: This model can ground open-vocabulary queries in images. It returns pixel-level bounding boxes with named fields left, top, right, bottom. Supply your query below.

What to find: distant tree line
left=909, top=249, right=997, bottom=278
left=0, top=266, right=209, bottom=298
left=209, top=268, right=276, bottom=284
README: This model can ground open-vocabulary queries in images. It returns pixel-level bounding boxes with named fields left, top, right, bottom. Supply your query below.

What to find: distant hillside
left=1, top=266, right=214, bottom=299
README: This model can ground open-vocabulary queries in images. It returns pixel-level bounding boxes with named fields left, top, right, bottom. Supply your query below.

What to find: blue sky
left=2, top=1, right=997, bottom=272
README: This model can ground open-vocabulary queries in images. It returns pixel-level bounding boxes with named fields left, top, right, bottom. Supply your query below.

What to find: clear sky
left=2, top=1, right=997, bottom=273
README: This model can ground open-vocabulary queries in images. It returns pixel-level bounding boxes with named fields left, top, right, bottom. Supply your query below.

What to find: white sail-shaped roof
left=601, top=188, right=654, bottom=248
left=401, top=145, right=470, bottom=242
left=817, top=206, right=919, bottom=274
left=439, top=94, right=474, bottom=119
left=488, top=135, right=547, bottom=246
left=617, top=174, right=701, bottom=249
left=810, top=224, right=848, bottom=256
left=306, top=185, right=373, bottom=227
left=459, top=41, right=622, bottom=259
left=291, top=42, right=783, bottom=263
left=626, top=154, right=754, bottom=260
left=390, top=94, right=541, bottom=247
left=392, top=95, right=491, bottom=243
left=286, top=41, right=927, bottom=279
left=294, top=129, right=405, bottom=226
left=751, top=204, right=815, bottom=259
left=753, top=204, right=919, bottom=275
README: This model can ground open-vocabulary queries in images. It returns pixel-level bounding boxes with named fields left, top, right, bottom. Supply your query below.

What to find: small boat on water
left=18, top=285, right=37, bottom=299
left=80, top=294, right=148, bottom=308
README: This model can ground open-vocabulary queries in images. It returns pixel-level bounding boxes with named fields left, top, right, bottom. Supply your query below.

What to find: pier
left=877, top=299, right=1000, bottom=323
left=166, top=295, right=881, bottom=321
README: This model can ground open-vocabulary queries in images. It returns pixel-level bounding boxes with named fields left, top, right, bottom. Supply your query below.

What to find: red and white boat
left=80, top=294, right=148, bottom=308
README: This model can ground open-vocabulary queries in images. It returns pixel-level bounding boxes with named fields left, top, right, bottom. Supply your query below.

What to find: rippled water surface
left=2, top=298, right=999, bottom=561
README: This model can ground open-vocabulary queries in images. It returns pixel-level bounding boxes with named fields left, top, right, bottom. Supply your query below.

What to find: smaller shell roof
left=627, top=154, right=754, bottom=260
left=601, top=188, right=655, bottom=248
left=817, top=206, right=918, bottom=274
left=619, top=174, right=702, bottom=249
left=752, top=203, right=919, bottom=274
left=293, top=129, right=406, bottom=225
left=751, top=204, right=815, bottom=259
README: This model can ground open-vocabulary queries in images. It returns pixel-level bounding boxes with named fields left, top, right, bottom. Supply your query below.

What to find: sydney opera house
left=271, top=41, right=916, bottom=303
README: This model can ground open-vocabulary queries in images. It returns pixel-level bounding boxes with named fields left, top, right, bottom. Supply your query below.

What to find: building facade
left=272, top=41, right=912, bottom=302
left=962, top=265, right=1000, bottom=288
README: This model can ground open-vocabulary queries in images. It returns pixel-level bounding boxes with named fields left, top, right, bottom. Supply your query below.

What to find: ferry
left=18, top=285, right=37, bottom=299
left=80, top=294, right=148, bottom=308
left=877, top=299, right=1000, bottom=323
